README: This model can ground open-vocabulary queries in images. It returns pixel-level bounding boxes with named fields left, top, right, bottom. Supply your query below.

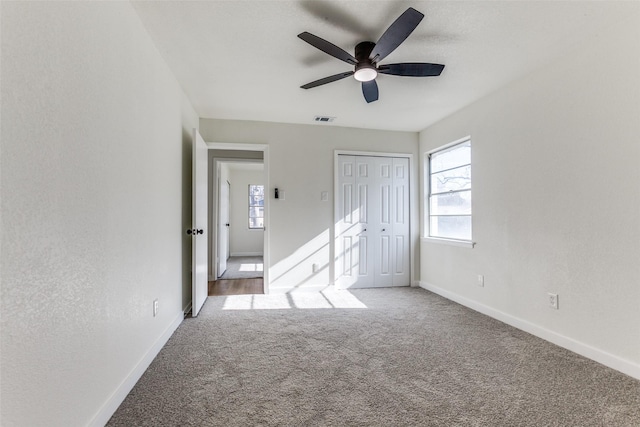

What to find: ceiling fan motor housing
left=354, top=41, right=377, bottom=81
left=355, top=41, right=376, bottom=65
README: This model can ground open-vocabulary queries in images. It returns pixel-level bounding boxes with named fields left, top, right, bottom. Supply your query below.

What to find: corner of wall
left=88, top=313, right=183, bottom=426
left=418, top=282, right=640, bottom=381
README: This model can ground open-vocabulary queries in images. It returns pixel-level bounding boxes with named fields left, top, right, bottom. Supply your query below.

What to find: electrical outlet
left=548, top=293, right=559, bottom=310
left=153, top=299, right=159, bottom=317
left=477, top=274, right=484, bottom=287
left=312, top=263, right=320, bottom=273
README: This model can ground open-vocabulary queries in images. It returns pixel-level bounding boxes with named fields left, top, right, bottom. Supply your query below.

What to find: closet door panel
left=392, top=157, right=410, bottom=285
left=336, top=156, right=357, bottom=288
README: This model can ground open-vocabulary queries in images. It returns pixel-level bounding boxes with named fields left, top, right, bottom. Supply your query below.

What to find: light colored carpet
left=108, top=287, right=640, bottom=426
left=219, top=256, right=263, bottom=279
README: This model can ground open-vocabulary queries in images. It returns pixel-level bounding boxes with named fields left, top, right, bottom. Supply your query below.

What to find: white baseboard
left=88, top=311, right=184, bottom=426
left=418, top=281, right=640, bottom=381
left=230, top=252, right=263, bottom=257
left=183, top=301, right=192, bottom=316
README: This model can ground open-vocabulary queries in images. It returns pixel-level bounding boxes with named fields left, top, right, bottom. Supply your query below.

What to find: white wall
left=229, top=168, right=264, bottom=256
left=199, top=119, right=419, bottom=293
left=0, top=2, right=199, bottom=425
left=419, top=12, right=640, bottom=379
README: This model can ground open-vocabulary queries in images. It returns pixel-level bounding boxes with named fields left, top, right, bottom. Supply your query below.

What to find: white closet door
left=336, top=155, right=410, bottom=289
left=336, top=156, right=356, bottom=288
left=373, top=156, right=393, bottom=287
left=355, top=156, right=375, bottom=287
left=392, top=157, right=410, bottom=286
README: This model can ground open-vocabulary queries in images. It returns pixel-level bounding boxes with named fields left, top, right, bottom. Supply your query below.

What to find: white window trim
left=248, top=184, right=264, bottom=230
left=422, top=236, right=475, bottom=248
left=425, top=136, right=475, bottom=248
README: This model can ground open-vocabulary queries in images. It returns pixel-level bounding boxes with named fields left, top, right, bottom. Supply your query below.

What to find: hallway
left=208, top=278, right=263, bottom=296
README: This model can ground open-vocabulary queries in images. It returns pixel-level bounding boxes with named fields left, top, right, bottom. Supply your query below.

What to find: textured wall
left=419, top=11, right=640, bottom=378
left=199, top=119, right=419, bottom=293
left=0, top=2, right=198, bottom=425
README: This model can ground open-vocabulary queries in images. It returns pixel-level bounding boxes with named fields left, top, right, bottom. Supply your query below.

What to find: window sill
left=422, top=236, right=475, bottom=249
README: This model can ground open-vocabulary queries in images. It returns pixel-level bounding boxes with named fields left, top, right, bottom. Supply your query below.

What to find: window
left=248, top=184, right=264, bottom=229
left=428, top=138, right=472, bottom=241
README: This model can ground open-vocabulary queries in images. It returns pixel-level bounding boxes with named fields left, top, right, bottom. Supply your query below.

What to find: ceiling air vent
left=314, top=116, right=336, bottom=123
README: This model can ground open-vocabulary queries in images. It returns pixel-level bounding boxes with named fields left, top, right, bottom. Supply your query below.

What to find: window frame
left=248, top=184, right=264, bottom=230
left=424, top=136, right=474, bottom=248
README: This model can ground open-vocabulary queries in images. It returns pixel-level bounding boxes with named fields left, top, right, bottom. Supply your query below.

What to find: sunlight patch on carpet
left=239, top=263, right=263, bottom=272
left=221, top=290, right=367, bottom=310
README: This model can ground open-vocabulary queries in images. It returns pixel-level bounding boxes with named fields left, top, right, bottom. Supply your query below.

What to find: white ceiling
left=132, top=1, right=632, bottom=132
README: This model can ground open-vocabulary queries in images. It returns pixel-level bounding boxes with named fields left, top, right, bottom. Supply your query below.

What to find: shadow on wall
left=267, top=204, right=366, bottom=292
left=269, top=229, right=331, bottom=292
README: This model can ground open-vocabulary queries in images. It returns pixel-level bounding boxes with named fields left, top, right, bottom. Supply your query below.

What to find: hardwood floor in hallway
left=208, top=278, right=264, bottom=296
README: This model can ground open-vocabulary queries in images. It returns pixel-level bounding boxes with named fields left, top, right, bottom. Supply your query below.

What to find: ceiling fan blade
left=298, top=32, right=357, bottom=65
left=301, top=71, right=354, bottom=89
left=378, top=63, right=445, bottom=77
left=362, top=80, right=379, bottom=103
left=369, top=8, right=424, bottom=63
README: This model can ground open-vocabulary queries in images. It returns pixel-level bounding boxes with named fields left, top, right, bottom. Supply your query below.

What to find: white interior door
left=218, top=179, right=230, bottom=277
left=191, top=129, right=208, bottom=317
left=336, top=155, right=410, bottom=289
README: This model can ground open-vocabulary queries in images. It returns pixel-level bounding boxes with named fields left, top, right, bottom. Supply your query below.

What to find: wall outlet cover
left=548, top=293, right=559, bottom=310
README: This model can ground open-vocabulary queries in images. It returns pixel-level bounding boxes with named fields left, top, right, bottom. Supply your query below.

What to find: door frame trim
left=212, top=158, right=262, bottom=280
left=333, top=150, right=416, bottom=288
left=208, top=142, right=269, bottom=294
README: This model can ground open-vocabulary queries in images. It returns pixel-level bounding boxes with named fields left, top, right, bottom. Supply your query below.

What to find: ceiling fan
left=298, top=7, right=445, bottom=103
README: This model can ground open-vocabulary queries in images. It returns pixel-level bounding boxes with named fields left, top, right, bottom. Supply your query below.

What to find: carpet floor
left=108, top=287, right=640, bottom=426
left=219, top=256, right=263, bottom=279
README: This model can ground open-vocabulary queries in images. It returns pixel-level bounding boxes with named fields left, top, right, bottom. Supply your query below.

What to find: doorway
left=210, top=153, right=267, bottom=295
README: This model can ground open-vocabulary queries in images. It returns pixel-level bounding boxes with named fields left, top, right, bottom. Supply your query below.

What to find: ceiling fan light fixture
left=298, top=8, right=442, bottom=103
left=354, top=65, right=377, bottom=82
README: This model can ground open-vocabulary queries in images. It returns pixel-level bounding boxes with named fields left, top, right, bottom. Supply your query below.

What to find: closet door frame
left=333, top=150, right=416, bottom=289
